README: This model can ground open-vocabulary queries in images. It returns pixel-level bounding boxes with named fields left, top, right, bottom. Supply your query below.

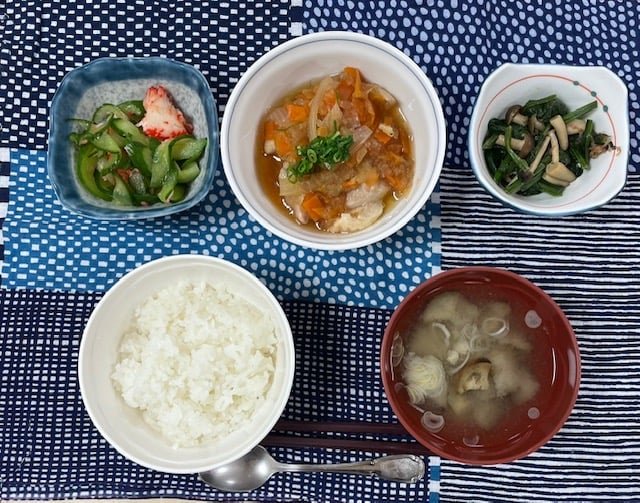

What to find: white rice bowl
left=112, top=281, right=278, bottom=448
left=78, top=255, right=295, bottom=474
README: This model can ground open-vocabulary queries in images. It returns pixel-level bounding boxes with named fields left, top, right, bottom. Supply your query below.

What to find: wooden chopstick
left=273, top=419, right=410, bottom=436
left=263, top=433, right=432, bottom=455
left=267, top=420, right=431, bottom=455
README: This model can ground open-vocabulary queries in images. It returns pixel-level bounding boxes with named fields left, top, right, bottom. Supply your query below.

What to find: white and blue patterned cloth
left=2, top=149, right=441, bottom=308
left=2, top=1, right=640, bottom=502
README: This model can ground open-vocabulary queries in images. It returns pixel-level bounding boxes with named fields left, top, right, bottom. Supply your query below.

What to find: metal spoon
left=199, top=445, right=425, bottom=492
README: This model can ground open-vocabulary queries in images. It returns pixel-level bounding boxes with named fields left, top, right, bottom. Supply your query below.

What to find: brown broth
left=255, top=68, right=414, bottom=233
left=255, top=142, right=284, bottom=213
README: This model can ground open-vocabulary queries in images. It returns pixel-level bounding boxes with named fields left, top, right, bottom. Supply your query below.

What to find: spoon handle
left=277, top=454, right=425, bottom=484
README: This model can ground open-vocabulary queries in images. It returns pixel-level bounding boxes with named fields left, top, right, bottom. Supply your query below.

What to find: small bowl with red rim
left=468, top=63, right=629, bottom=216
left=380, top=266, right=581, bottom=465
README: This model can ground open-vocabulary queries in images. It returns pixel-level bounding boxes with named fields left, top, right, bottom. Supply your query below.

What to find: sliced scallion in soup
left=396, top=291, right=543, bottom=443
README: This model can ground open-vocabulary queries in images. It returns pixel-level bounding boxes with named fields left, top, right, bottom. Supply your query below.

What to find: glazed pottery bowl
left=222, top=31, right=446, bottom=250
left=48, top=57, right=218, bottom=219
left=469, top=63, right=629, bottom=215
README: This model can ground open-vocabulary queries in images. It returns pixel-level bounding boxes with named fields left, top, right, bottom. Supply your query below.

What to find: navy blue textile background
left=1, top=1, right=640, bottom=502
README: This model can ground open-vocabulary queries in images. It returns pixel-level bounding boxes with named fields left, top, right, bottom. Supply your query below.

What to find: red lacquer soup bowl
left=381, top=267, right=581, bottom=465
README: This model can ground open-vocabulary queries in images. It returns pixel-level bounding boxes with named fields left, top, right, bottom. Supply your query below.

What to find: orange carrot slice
left=342, top=178, right=360, bottom=190
left=374, top=127, right=393, bottom=144
left=286, top=104, right=309, bottom=122
left=301, top=192, right=327, bottom=221
left=344, top=67, right=363, bottom=98
left=264, top=120, right=276, bottom=141
left=274, top=130, right=294, bottom=158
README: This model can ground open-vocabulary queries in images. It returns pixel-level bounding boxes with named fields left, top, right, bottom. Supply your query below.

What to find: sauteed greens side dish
left=69, top=86, right=207, bottom=206
left=482, top=95, right=619, bottom=196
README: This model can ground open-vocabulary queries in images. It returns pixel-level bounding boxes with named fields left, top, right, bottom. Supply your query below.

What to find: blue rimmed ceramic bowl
left=48, top=57, right=219, bottom=220
left=469, top=63, right=629, bottom=216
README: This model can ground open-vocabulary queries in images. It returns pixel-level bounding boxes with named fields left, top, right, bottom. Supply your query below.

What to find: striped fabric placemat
left=0, top=289, right=432, bottom=502
left=436, top=170, right=640, bottom=500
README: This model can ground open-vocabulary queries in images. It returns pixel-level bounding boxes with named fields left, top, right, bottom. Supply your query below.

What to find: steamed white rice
left=111, top=280, right=278, bottom=448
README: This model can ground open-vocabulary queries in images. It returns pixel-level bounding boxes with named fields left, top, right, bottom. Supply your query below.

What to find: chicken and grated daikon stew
left=257, top=67, right=414, bottom=233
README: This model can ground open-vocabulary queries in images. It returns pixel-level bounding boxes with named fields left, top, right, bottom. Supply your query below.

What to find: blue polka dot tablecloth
left=2, top=1, right=640, bottom=503
left=1, top=148, right=440, bottom=308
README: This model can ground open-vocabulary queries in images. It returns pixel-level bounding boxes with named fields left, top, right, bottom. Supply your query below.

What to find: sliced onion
left=354, top=146, right=368, bottom=164
left=390, top=332, right=404, bottom=368
left=432, top=322, right=451, bottom=345
left=278, top=166, right=304, bottom=197
left=345, top=181, right=389, bottom=210
left=369, top=84, right=397, bottom=108
left=405, top=384, right=427, bottom=405
left=446, top=349, right=470, bottom=376
left=461, top=323, right=479, bottom=341
left=481, top=317, right=509, bottom=337
left=307, top=76, right=334, bottom=140
left=317, top=102, right=343, bottom=135
left=268, top=106, right=289, bottom=127
left=525, top=309, right=542, bottom=328
left=470, top=335, right=491, bottom=352
left=421, top=411, right=445, bottom=433
left=284, top=194, right=309, bottom=225
left=349, top=125, right=373, bottom=153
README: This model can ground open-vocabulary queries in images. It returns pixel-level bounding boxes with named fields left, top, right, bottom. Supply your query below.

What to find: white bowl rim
left=468, top=62, right=630, bottom=216
left=78, top=254, right=295, bottom=473
left=221, top=30, right=446, bottom=250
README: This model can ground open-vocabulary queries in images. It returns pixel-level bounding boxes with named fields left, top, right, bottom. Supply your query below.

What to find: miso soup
left=392, top=288, right=555, bottom=448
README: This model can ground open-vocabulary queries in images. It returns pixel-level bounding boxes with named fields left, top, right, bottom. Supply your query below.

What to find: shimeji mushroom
left=544, top=163, right=577, bottom=186
left=527, top=114, right=545, bottom=133
left=566, top=118, right=586, bottom=135
left=527, top=133, right=552, bottom=174
left=505, top=105, right=529, bottom=127
left=456, top=361, right=492, bottom=394
left=543, top=130, right=577, bottom=187
left=495, top=131, right=535, bottom=158
left=550, top=114, right=569, bottom=150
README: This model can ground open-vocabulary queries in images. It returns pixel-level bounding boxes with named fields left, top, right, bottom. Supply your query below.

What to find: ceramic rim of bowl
left=78, top=254, right=295, bottom=473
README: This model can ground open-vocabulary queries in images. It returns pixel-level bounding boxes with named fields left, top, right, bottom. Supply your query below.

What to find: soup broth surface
left=256, top=67, right=414, bottom=233
left=394, top=286, right=555, bottom=449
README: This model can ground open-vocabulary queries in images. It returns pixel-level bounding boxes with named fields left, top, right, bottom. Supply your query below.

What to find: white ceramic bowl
left=221, top=31, right=446, bottom=250
left=78, top=255, right=295, bottom=474
left=469, top=63, right=629, bottom=216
